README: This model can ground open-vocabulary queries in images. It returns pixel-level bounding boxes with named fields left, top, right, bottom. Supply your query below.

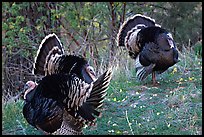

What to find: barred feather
left=117, top=14, right=156, bottom=47
left=117, top=14, right=179, bottom=83
left=23, top=68, right=112, bottom=135
left=23, top=30, right=112, bottom=134
left=33, top=33, right=64, bottom=75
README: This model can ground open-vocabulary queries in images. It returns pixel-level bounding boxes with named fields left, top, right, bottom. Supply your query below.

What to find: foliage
left=2, top=2, right=202, bottom=101
left=192, top=40, right=202, bottom=57
left=2, top=2, right=202, bottom=135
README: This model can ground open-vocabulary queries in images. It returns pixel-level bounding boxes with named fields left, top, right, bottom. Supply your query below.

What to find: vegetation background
left=2, top=2, right=202, bottom=135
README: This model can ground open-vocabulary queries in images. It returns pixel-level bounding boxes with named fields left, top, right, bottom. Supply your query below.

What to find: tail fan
left=33, top=33, right=65, bottom=75
left=117, top=14, right=156, bottom=47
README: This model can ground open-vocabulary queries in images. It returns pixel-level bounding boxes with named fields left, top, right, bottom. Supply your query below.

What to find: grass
left=2, top=100, right=43, bottom=135
left=2, top=48, right=202, bottom=135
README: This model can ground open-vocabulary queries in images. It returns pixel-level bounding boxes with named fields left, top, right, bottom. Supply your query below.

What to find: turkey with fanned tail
left=117, top=14, right=179, bottom=85
left=33, top=33, right=96, bottom=83
left=22, top=33, right=113, bottom=135
left=22, top=68, right=112, bottom=135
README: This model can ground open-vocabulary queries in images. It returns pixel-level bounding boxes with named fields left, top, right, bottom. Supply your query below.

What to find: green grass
left=83, top=49, right=202, bottom=135
left=2, top=100, right=43, bottom=135
left=2, top=50, right=202, bottom=135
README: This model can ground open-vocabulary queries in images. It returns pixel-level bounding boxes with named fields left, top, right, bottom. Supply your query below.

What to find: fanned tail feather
left=117, top=14, right=156, bottom=47
left=33, top=33, right=65, bottom=75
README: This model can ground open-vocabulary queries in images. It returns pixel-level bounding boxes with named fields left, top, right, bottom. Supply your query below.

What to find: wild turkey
left=22, top=33, right=113, bottom=135
left=22, top=68, right=112, bottom=135
left=117, top=14, right=179, bottom=85
left=33, top=33, right=96, bottom=83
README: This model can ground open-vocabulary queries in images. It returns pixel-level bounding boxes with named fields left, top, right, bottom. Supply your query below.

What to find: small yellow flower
left=36, top=25, right=41, bottom=30
left=138, top=123, right=141, bottom=126
left=20, top=28, right=24, bottom=32
left=119, top=89, right=123, bottom=92
left=136, top=91, right=139, bottom=95
left=156, top=112, right=160, bottom=115
left=9, top=25, right=14, bottom=29
left=188, top=77, right=194, bottom=81
left=172, top=67, right=177, bottom=74
left=152, top=127, right=155, bottom=130
left=179, top=78, right=183, bottom=81
left=113, top=97, right=117, bottom=101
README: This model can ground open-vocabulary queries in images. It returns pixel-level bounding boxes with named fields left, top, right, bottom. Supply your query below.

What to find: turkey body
left=117, top=14, right=179, bottom=84
left=22, top=33, right=112, bottom=135
left=23, top=70, right=112, bottom=135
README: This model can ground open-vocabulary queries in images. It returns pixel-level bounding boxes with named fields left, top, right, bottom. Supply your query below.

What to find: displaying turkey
left=22, top=68, right=112, bottom=135
left=33, top=33, right=96, bottom=83
left=117, top=14, right=179, bottom=85
left=22, top=33, right=113, bottom=135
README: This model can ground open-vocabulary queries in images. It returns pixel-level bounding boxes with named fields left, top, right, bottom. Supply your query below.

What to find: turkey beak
left=82, top=66, right=97, bottom=84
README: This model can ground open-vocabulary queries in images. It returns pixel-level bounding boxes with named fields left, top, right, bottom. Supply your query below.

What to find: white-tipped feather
left=131, top=14, right=156, bottom=23
left=117, top=14, right=157, bottom=47
left=33, top=33, right=65, bottom=75
left=155, top=24, right=161, bottom=27
left=44, top=46, right=63, bottom=75
left=125, top=24, right=146, bottom=52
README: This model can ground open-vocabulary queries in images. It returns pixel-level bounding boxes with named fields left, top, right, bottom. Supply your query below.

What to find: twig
left=125, top=110, right=134, bottom=135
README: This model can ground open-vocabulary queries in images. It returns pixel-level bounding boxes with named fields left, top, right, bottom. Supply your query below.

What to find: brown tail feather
left=33, top=33, right=65, bottom=75
left=117, top=14, right=156, bottom=47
